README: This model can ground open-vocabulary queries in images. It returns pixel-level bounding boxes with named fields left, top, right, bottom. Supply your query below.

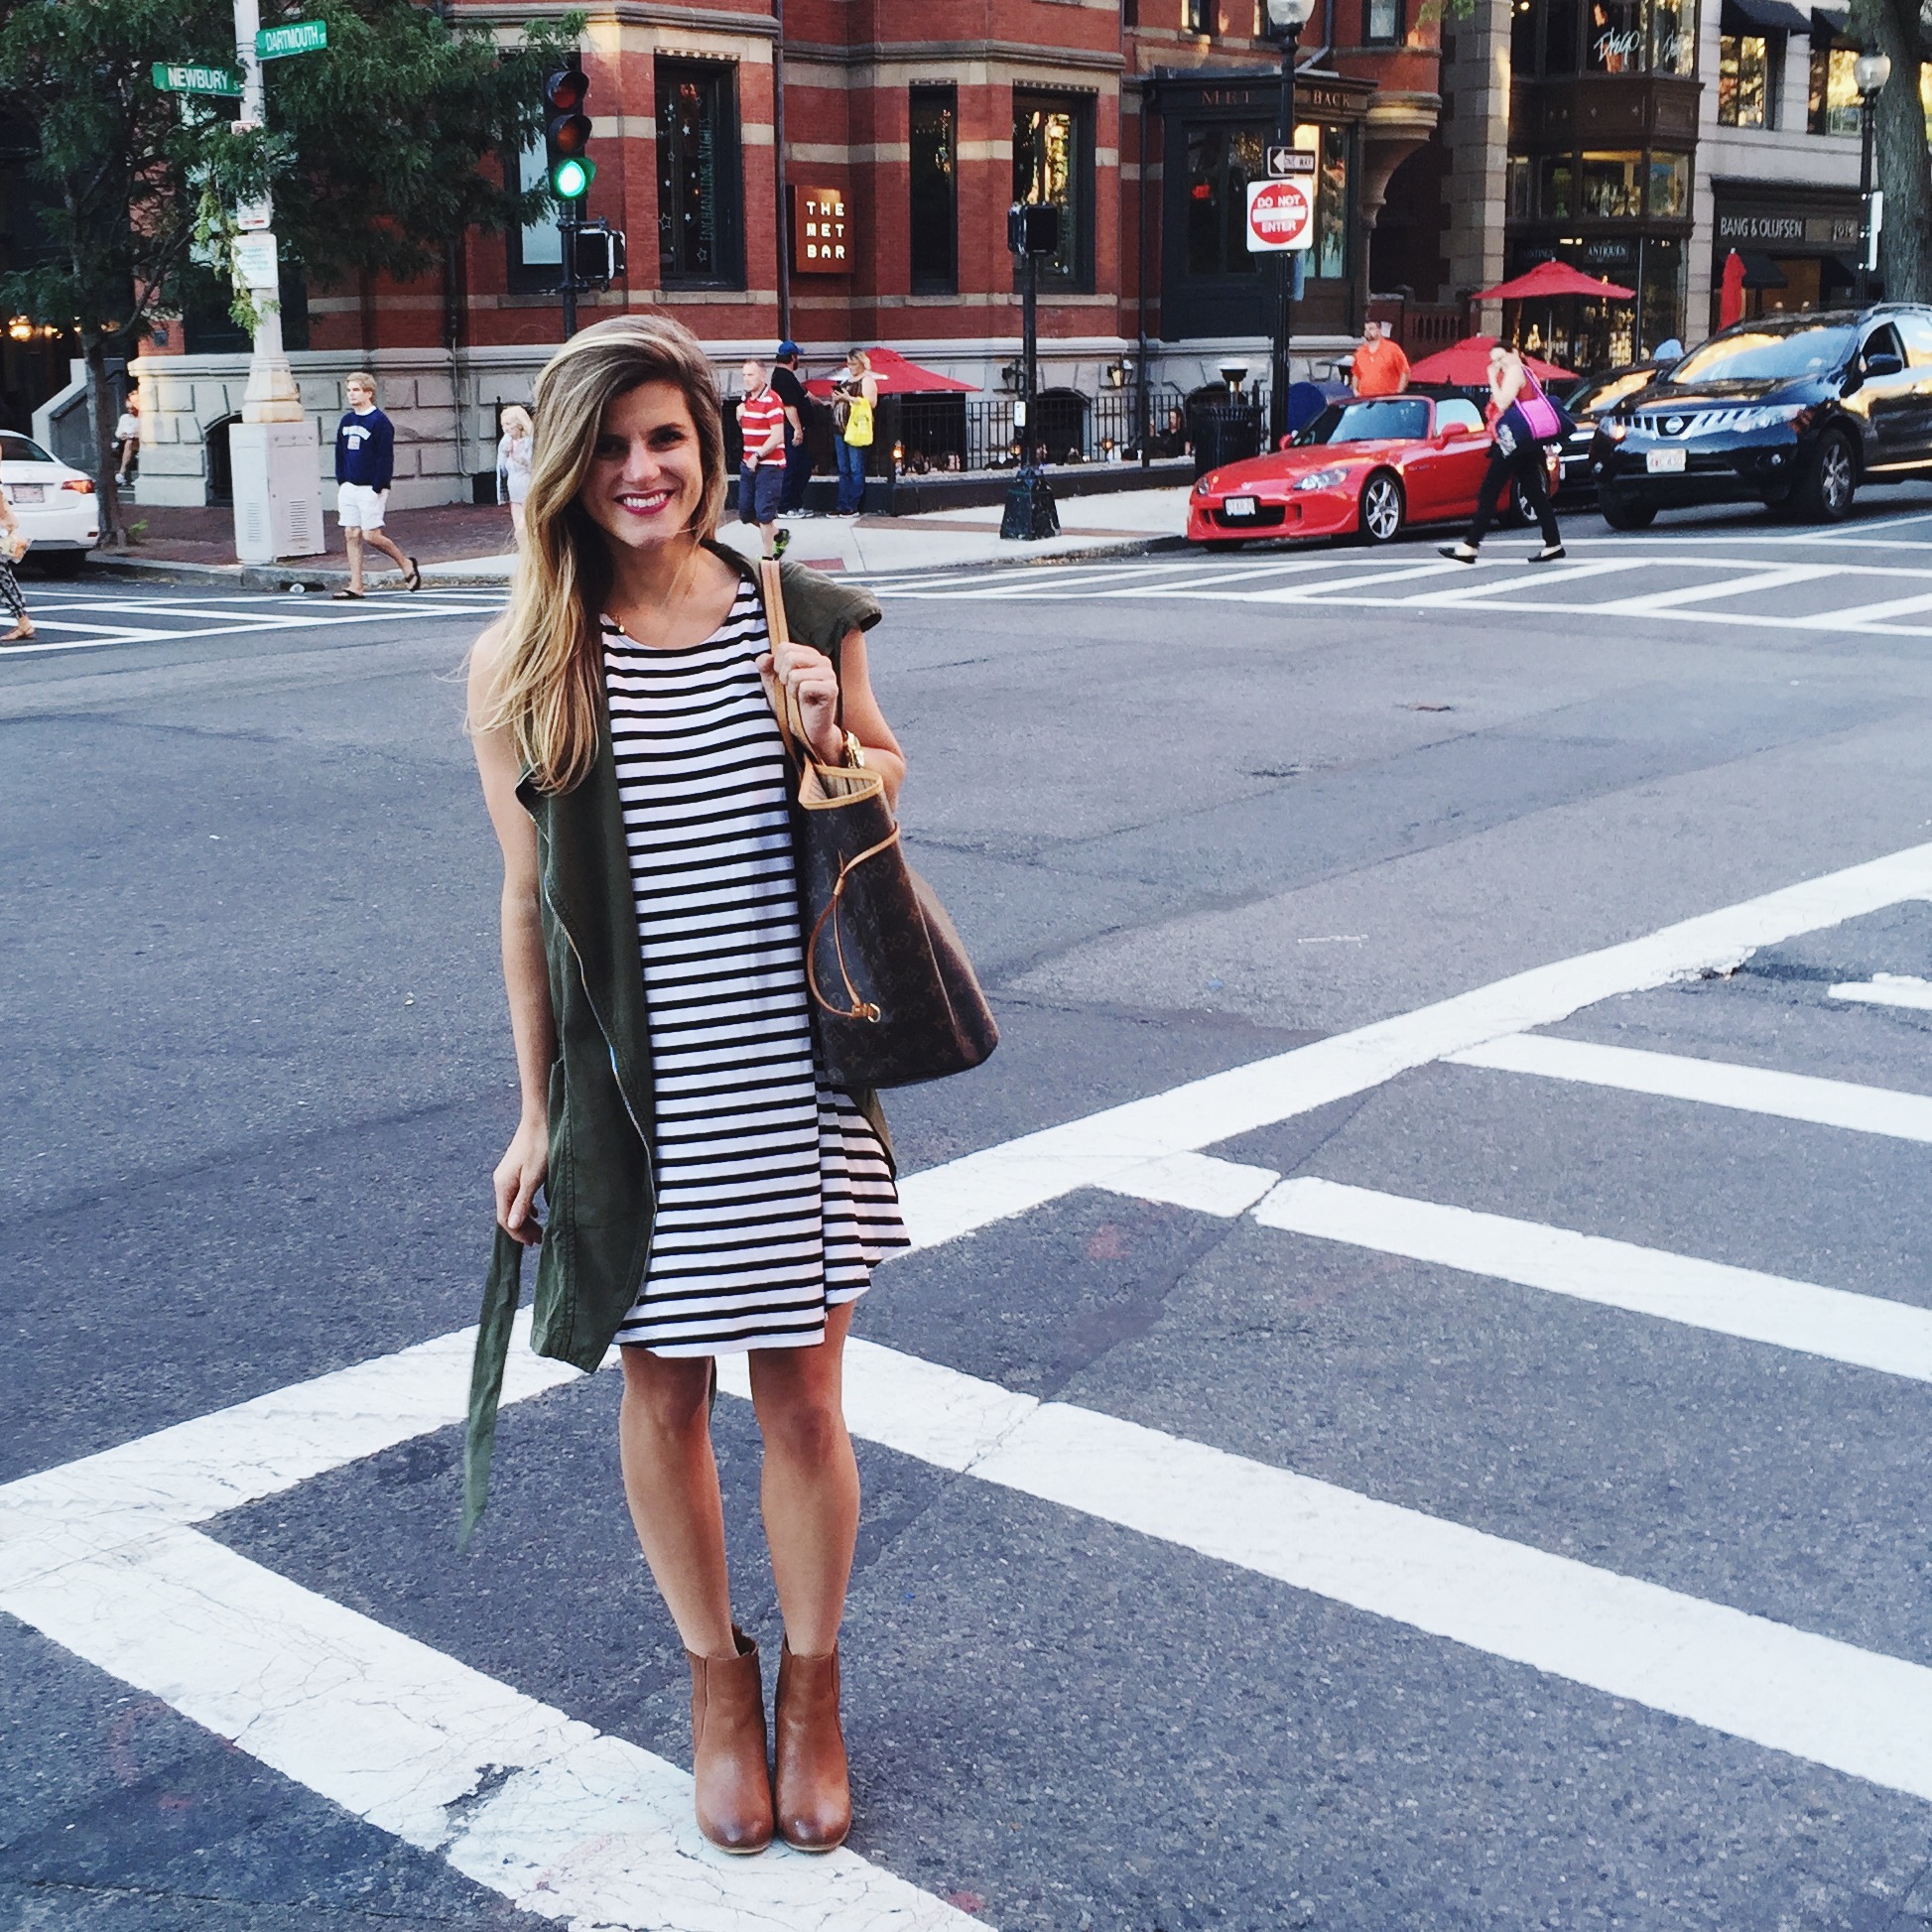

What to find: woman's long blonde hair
left=473, top=315, right=728, bottom=792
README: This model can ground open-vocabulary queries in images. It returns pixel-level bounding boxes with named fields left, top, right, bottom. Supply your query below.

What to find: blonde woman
left=466, top=315, right=908, bottom=1857
left=833, top=348, right=877, bottom=516
left=495, top=403, right=534, bottom=542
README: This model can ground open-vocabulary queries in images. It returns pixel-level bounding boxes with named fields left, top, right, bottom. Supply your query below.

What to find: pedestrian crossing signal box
left=569, top=221, right=626, bottom=291
left=1007, top=202, right=1061, bottom=257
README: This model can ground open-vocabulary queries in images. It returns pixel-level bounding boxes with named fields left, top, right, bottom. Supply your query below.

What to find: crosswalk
left=3, top=838, right=1928, bottom=1927
left=0, top=584, right=505, bottom=656
left=859, top=543, right=1932, bottom=638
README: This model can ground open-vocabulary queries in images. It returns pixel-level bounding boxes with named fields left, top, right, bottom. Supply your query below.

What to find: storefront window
left=658, top=61, right=740, bottom=285
left=1718, top=34, right=1770, bottom=125
left=1292, top=123, right=1350, bottom=279
left=1185, top=126, right=1264, bottom=276
left=1588, top=0, right=1646, bottom=72
left=909, top=87, right=957, bottom=294
left=1539, top=154, right=1574, bottom=217
left=1512, top=0, right=1699, bottom=74
left=1648, top=150, right=1689, bottom=216
left=1580, top=151, right=1643, bottom=216
left=1639, top=234, right=1685, bottom=351
left=1650, top=0, right=1695, bottom=72
left=1808, top=45, right=1860, bottom=135
left=1013, top=90, right=1095, bottom=286
left=1507, top=155, right=1533, bottom=219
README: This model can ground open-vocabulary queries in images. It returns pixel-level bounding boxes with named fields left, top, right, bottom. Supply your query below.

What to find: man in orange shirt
left=1350, top=320, right=1411, bottom=399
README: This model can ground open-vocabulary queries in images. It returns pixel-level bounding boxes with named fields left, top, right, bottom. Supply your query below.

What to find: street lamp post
left=1855, top=50, right=1891, bottom=307
left=1263, top=0, right=1314, bottom=450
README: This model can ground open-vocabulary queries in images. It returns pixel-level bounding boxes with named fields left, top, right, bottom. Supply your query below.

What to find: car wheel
left=1600, top=494, right=1657, bottom=531
left=1797, top=429, right=1857, bottom=523
left=1205, top=538, right=1246, bottom=553
left=1358, top=470, right=1405, bottom=545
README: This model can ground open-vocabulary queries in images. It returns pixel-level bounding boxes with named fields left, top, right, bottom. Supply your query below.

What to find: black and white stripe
left=603, top=581, right=906, bottom=1356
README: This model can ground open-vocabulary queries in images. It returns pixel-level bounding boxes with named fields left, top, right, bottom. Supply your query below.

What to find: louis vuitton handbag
left=758, top=559, right=998, bottom=1090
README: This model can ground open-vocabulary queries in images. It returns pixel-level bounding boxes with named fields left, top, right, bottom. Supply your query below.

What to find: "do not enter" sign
left=1245, top=177, right=1314, bottom=253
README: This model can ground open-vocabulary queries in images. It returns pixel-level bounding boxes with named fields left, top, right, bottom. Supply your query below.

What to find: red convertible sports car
left=1188, top=393, right=1551, bottom=549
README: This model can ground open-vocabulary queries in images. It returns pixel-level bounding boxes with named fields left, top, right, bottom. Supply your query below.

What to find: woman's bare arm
left=760, top=626, right=907, bottom=812
left=469, top=621, right=555, bottom=1242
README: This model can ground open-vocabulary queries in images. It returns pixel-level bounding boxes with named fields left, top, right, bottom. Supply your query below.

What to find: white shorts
left=337, top=482, right=388, bottom=530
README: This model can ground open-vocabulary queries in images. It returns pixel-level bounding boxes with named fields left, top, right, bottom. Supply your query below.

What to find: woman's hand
left=757, top=639, right=844, bottom=764
left=494, top=1113, right=549, bottom=1245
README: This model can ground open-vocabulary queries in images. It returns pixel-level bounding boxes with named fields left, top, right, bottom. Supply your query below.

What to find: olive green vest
left=462, top=546, right=886, bottom=1539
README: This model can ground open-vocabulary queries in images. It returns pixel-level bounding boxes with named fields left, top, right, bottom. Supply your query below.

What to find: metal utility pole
left=1000, top=202, right=1061, bottom=541
left=1263, top=0, right=1313, bottom=449
left=560, top=201, right=580, bottom=338
left=225, top=0, right=324, bottom=561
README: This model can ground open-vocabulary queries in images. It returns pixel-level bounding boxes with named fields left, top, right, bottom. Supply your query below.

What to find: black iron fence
left=885, top=384, right=1192, bottom=475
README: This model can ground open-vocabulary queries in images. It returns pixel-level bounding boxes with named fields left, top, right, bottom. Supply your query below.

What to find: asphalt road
left=4, top=494, right=1932, bottom=1932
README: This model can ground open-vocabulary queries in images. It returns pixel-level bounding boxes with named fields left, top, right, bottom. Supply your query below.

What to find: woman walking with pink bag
left=1440, top=341, right=1566, bottom=564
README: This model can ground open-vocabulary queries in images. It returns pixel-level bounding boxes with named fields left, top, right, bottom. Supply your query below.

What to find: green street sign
left=257, top=18, right=327, bottom=59
left=152, top=61, right=242, bottom=94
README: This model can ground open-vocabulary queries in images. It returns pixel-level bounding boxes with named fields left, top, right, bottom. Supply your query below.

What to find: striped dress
left=602, top=580, right=908, bottom=1356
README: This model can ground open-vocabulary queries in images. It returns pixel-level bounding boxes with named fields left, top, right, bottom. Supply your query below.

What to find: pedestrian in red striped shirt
left=736, top=359, right=789, bottom=560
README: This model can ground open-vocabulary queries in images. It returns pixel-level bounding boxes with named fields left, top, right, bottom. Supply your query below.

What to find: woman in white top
left=495, top=403, right=534, bottom=541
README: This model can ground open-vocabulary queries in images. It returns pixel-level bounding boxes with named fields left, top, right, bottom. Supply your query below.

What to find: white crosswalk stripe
left=863, top=546, right=1932, bottom=636
left=5, top=840, right=1932, bottom=1929
left=0, top=586, right=505, bottom=656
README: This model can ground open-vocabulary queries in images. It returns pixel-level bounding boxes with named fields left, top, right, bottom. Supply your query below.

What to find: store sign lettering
left=1719, top=212, right=1804, bottom=241
left=793, top=186, right=849, bottom=274
left=1593, top=27, right=1644, bottom=61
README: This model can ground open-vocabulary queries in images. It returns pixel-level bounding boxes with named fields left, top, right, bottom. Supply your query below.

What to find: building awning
left=1739, top=251, right=1791, bottom=289
left=1722, top=0, right=1812, bottom=33
left=1810, top=6, right=1850, bottom=40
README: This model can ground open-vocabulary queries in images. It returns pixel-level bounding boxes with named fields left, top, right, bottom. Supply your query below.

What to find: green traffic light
left=552, top=156, right=592, bottom=199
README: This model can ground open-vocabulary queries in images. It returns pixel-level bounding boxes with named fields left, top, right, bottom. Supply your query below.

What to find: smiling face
left=576, top=379, right=707, bottom=557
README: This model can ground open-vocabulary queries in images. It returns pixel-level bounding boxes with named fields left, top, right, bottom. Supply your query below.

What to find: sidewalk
left=82, top=485, right=1191, bottom=590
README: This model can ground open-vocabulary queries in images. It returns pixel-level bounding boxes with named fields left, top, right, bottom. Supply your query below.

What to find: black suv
left=1595, top=305, right=1932, bottom=527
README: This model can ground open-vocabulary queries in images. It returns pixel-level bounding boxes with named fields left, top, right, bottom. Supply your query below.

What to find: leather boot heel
left=773, top=1641, right=850, bottom=1852
left=687, top=1627, right=773, bottom=1853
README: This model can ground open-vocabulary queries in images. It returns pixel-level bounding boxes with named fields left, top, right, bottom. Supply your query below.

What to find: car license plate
left=9, top=483, right=44, bottom=503
left=1645, top=449, right=1686, bottom=474
left=1223, top=495, right=1257, bottom=517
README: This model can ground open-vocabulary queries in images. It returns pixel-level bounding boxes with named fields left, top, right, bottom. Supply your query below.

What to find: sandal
left=330, top=587, right=365, bottom=600
left=403, top=557, right=422, bottom=591
left=2, top=624, right=34, bottom=643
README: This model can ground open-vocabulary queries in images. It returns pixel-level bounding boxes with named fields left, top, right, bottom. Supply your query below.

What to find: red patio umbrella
left=1477, top=260, right=1635, bottom=302
left=1719, top=249, right=1747, bottom=329
left=805, top=346, right=977, bottom=396
left=1406, top=333, right=1577, bottom=386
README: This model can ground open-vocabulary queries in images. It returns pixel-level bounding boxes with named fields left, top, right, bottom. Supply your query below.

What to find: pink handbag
left=1516, top=373, right=1563, bottom=443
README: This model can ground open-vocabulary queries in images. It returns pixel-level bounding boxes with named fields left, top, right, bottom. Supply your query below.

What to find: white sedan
left=2, top=431, right=98, bottom=576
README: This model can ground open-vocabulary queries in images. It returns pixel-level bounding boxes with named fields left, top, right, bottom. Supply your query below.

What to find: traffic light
left=544, top=67, right=593, bottom=200
left=1007, top=201, right=1062, bottom=257
left=571, top=220, right=627, bottom=290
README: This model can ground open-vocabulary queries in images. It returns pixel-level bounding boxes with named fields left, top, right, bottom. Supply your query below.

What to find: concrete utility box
left=229, top=419, right=324, bottom=562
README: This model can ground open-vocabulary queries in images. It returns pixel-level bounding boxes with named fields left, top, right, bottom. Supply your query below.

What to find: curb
left=75, top=531, right=1187, bottom=591
left=81, top=552, right=513, bottom=592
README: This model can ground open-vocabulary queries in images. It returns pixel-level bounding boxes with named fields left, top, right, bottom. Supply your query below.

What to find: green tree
left=1848, top=0, right=1930, bottom=304
left=0, top=0, right=576, bottom=547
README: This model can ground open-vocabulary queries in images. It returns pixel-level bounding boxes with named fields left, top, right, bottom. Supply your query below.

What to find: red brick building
left=112, top=0, right=1445, bottom=506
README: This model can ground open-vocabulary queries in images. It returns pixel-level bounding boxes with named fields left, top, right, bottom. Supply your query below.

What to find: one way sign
left=1266, top=145, right=1317, bottom=176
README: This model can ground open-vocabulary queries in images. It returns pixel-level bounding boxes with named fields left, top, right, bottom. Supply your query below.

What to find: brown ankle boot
left=686, top=1626, right=773, bottom=1853
left=773, top=1640, right=850, bottom=1852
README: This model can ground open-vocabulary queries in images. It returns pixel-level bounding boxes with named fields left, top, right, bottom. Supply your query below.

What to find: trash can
left=1190, top=402, right=1262, bottom=479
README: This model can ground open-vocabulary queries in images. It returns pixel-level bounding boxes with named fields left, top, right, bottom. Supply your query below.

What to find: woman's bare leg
left=617, top=1347, right=737, bottom=1657
left=748, top=1303, right=859, bottom=1656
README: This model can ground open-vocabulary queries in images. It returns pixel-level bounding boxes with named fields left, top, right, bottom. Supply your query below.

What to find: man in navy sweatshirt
left=332, top=372, right=420, bottom=596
